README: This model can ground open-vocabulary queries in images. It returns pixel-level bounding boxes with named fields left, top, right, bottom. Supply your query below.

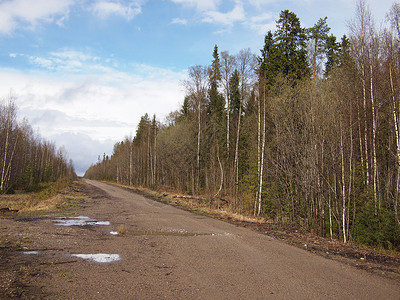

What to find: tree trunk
left=369, top=41, right=379, bottom=213
left=390, top=64, right=400, bottom=225
left=214, top=145, right=223, bottom=203
left=129, top=142, right=133, bottom=186
left=0, top=116, right=10, bottom=192
left=234, top=103, right=241, bottom=209
left=340, top=123, right=347, bottom=243
left=313, top=37, right=318, bottom=78
left=197, top=98, right=201, bottom=194
left=257, top=87, right=266, bottom=216
left=255, top=82, right=262, bottom=216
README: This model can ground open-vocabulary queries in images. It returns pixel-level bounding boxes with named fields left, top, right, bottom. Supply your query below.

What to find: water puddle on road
left=23, top=251, right=41, bottom=255
left=125, top=230, right=209, bottom=237
left=71, top=253, right=121, bottom=263
left=211, top=232, right=235, bottom=237
left=53, top=216, right=110, bottom=227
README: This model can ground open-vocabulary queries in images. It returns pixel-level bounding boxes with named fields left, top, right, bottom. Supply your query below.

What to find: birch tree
left=184, top=65, right=208, bottom=193
left=0, top=99, right=18, bottom=193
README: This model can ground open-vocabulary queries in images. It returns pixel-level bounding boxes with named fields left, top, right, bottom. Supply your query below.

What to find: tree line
left=0, top=96, right=76, bottom=194
left=85, top=1, right=400, bottom=249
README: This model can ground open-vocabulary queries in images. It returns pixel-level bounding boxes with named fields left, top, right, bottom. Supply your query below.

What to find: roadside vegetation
left=0, top=179, right=86, bottom=215
left=85, top=1, right=400, bottom=251
left=0, top=98, right=77, bottom=214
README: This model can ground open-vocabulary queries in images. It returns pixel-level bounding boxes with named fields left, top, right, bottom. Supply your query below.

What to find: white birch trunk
left=369, top=40, right=379, bottom=213
left=390, top=64, right=400, bottom=225
left=129, top=142, right=133, bottom=186
left=255, top=84, right=262, bottom=216
left=257, top=88, right=266, bottom=216
left=340, top=124, right=347, bottom=243
left=234, top=104, right=241, bottom=209
left=197, top=98, right=201, bottom=193
left=0, top=118, right=10, bottom=192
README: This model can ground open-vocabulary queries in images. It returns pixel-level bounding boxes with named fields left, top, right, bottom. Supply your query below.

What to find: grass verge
left=0, top=179, right=88, bottom=216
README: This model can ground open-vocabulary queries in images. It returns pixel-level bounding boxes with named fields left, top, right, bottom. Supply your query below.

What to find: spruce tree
left=325, top=34, right=340, bottom=75
left=260, top=31, right=280, bottom=86
left=208, top=45, right=226, bottom=147
left=260, top=10, right=310, bottom=85
left=208, top=45, right=225, bottom=123
left=275, top=10, right=310, bottom=80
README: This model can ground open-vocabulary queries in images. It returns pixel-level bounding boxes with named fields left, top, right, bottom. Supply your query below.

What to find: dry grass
left=0, top=180, right=86, bottom=215
left=118, top=224, right=126, bottom=235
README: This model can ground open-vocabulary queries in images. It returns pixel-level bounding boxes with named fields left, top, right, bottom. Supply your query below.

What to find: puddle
left=71, top=253, right=121, bottom=263
left=93, top=221, right=110, bottom=226
left=126, top=230, right=208, bottom=237
left=165, top=228, right=188, bottom=234
left=110, top=231, right=118, bottom=235
left=211, top=232, right=235, bottom=237
left=23, top=251, right=40, bottom=255
left=53, top=216, right=110, bottom=226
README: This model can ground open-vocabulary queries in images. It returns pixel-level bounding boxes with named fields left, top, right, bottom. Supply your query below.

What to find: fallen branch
left=173, top=195, right=207, bottom=201
left=0, top=207, right=19, bottom=213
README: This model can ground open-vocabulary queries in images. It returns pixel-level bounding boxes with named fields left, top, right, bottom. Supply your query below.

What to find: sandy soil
left=1, top=179, right=399, bottom=299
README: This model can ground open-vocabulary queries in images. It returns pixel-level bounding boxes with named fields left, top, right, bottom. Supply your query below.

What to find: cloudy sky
left=0, top=0, right=395, bottom=175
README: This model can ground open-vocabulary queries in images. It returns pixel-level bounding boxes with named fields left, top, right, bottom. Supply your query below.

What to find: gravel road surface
left=1, top=179, right=399, bottom=299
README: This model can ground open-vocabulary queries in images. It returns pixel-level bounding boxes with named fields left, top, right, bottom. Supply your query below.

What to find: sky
left=0, top=0, right=396, bottom=176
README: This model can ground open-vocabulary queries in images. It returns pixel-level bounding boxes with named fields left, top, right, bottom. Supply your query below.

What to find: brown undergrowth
left=0, top=180, right=88, bottom=216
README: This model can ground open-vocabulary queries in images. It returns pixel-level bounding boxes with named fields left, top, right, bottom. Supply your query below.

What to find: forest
left=0, top=96, right=76, bottom=194
left=85, top=1, right=400, bottom=249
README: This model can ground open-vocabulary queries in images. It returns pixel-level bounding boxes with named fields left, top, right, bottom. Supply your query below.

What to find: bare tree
left=220, top=51, right=236, bottom=155
left=234, top=49, right=257, bottom=209
left=184, top=65, right=208, bottom=193
left=0, top=97, right=18, bottom=193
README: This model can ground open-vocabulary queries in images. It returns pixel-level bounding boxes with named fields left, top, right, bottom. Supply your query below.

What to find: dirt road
left=1, top=179, right=400, bottom=299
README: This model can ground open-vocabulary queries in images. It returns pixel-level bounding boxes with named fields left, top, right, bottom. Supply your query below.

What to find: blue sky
left=0, top=0, right=395, bottom=175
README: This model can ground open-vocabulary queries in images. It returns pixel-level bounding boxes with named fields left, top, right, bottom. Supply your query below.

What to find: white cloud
left=171, top=0, right=221, bottom=11
left=0, top=0, right=73, bottom=34
left=24, top=49, right=104, bottom=72
left=50, top=131, right=115, bottom=176
left=0, top=56, right=186, bottom=175
left=50, top=50, right=98, bottom=62
left=171, top=17, right=188, bottom=25
left=203, top=2, right=245, bottom=27
left=29, top=56, right=55, bottom=69
left=247, top=0, right=276, bottom=6
left=173, top=0, right=245, bottom=29
left=90, top=0, right=142, bottom=20
left=247, top=0, right=312, bottom=6
left=245, top=12, right=275, bottom=35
